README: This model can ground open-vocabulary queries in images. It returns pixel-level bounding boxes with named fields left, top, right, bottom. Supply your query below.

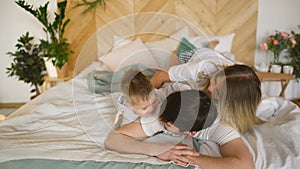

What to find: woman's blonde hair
left=211, top=64, right=265, bottom=133
left=121, top=69, right=154, bottom=105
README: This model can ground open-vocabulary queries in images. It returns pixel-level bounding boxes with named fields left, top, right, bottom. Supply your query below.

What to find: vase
left=283, top=65, right=294, bottom=74
left=44, top=58, right=58, bottom=78
left=56, top=63, right=68, bottom=78
left=270, top=64, right=282, bottom=73
left=271, top=51, right=280, bottom=64
left=44, top=58, right=68, bottom=78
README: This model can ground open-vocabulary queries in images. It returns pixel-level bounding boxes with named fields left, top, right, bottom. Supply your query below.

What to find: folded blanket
left=87, top=64, right=159, bottom=93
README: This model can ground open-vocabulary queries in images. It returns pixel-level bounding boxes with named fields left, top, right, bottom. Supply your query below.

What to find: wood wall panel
left=216, top=0, right=258, bottom=65
left=94, top=0, right=134, bottom=59
left=134, top=0, right=176, bottom=42
left=65, top=0, right=258, bottom=74
left=174, top=0, right=216, bottom=36
left=134, top=0, right=173, bottom=13
left=64, top=0, right=97, bottom=75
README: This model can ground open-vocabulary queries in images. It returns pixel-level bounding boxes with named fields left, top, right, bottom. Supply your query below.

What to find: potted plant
left=288, top=30, right=300, bottom=81
left=6, top=32, right=46, bottom=99
left=260, top=30, right=296, bottom=69
left=15, top=0, right=73, bottom=77
left=74, top=0, right=106, bottom=14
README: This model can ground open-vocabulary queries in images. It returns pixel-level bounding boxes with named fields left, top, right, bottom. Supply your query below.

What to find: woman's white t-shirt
left=193, top=116, right=240, bottom=146
left=142, top=114, right=240, bottom=147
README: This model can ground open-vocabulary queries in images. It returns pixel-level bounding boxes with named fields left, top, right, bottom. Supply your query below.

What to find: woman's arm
left=186, top=138, right=254, bottom=169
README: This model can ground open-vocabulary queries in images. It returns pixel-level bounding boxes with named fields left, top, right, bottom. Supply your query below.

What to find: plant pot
left=283, top=65, right=294, bottom=74
left=44, top=58, right=68, bottom=78
left=44, top=58, right=57, bottom=78
left=270, top=64, right=282, bottom=73
left=56, top=63, right=68, bottom=78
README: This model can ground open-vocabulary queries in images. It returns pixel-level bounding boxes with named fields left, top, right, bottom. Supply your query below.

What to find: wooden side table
left=255, top=72, right=294, bottom=98
left=42, top=75, right=72, bottom=91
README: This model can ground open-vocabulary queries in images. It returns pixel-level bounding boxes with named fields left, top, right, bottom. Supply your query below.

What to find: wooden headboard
left=65, top=0, right=258, bottom=75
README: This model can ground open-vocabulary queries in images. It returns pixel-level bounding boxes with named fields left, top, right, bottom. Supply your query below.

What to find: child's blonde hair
left=211, top=64, right=265, bottom=133
left=121, top=69, right=154, bottom=105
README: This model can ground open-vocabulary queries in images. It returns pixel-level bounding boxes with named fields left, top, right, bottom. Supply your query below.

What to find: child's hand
left=208, top=40, right=220, bottom=49
left=0, top=114, right=6, bottom=121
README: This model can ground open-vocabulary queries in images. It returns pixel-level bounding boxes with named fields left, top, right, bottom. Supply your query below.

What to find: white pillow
left=112, top=35, right=132, bottom=51
left=112, top=26, right=189, bottom=52
left=170, top=26, right=190, bottom=40
left=145, top=26, right=189, bottom=69
left=146, top=49, right=173, bottom=70
left=110, top=35, right=176, bottom=70
left=145, top=26, right=189, bottom=51
left=189, top=33, right=235, bottom=53
left=100, top=38, right=160, bottom=72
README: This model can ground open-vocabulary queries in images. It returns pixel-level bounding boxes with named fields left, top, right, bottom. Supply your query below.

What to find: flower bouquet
left=260, top=30, right=296, bottom=64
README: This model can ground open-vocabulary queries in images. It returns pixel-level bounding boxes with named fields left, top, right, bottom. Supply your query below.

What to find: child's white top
left=114, top=82, right=191, bottom=128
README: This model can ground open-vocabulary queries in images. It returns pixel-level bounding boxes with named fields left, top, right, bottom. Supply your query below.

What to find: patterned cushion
left=178, top=48, right=197, bottom=64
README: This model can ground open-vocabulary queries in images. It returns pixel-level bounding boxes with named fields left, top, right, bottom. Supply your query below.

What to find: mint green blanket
left=87, top=64, right=158, bottom=93
left=0, top=159, right=194, bottom=169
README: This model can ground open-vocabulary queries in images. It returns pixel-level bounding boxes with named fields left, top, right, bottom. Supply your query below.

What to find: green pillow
left=177, top=37, right=196, bottom=64
left=177, top=37, right=196, bottom=58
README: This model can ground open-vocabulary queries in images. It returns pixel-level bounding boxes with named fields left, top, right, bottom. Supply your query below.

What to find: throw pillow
left=112, top=35, right=133, bottom=51
left=178, top=48, right=197, bottom=64
left=189, top=33, right=235, bottom=53
left=145, top=26, right=190, bottom=51
left=177, top=37, right=196, bottom=63
left=145, top=26, right=190, bottom=69
left=100, top=38, right=159, bottom=72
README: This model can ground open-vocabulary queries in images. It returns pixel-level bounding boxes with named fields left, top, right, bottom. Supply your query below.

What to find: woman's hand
left=155, top=143, right=199, bottom=166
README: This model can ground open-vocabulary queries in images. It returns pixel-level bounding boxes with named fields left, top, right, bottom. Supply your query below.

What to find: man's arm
left=186, top=138, right=255, bottom=169
left=105, top=120, right=199, bottom=166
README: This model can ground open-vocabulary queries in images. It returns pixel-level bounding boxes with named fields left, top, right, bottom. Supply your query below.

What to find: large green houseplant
left=288, top=30, right=300, bottom=81
left=15, top=0, right=73, bottom=71
left=75, top=0, right=106, bottom=14
left=6, top=32, right=46, bottom=98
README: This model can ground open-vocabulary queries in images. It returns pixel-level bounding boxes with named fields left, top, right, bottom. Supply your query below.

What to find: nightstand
left=255, top=72, right=294, bottom=98
left=42, top=75, right=72, bottom=91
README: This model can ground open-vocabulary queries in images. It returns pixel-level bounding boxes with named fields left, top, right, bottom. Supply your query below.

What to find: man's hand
left=155, top=143, right=199, bottom=166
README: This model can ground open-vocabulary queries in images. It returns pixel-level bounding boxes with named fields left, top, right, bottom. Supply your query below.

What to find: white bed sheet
left=0, top=62, right=166, bottom=165
left=243, top=97, right=300, bottom=169
left=0, top=61, right=299, bottom=169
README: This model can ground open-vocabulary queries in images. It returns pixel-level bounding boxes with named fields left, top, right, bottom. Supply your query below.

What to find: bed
left=1, top=23, right=300, bottom=169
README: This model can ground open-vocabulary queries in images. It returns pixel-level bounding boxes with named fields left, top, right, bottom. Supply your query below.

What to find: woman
left=208, top=64, right=265, bottom=132
left=184, top=64, right=265, bottom=169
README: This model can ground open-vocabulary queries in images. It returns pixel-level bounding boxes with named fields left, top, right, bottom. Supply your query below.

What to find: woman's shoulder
left=194, top=119, right=240, bottom=146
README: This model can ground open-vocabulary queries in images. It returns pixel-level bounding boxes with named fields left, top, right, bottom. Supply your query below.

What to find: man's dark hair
left=159, top=90, right=217, bottom=132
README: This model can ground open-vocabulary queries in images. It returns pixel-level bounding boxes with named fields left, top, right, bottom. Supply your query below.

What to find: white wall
left=1, top=0, right=300, bottom=103
left=0, top=0, right=55, bottom=103
left=256, top=0, right=300, bottom=99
